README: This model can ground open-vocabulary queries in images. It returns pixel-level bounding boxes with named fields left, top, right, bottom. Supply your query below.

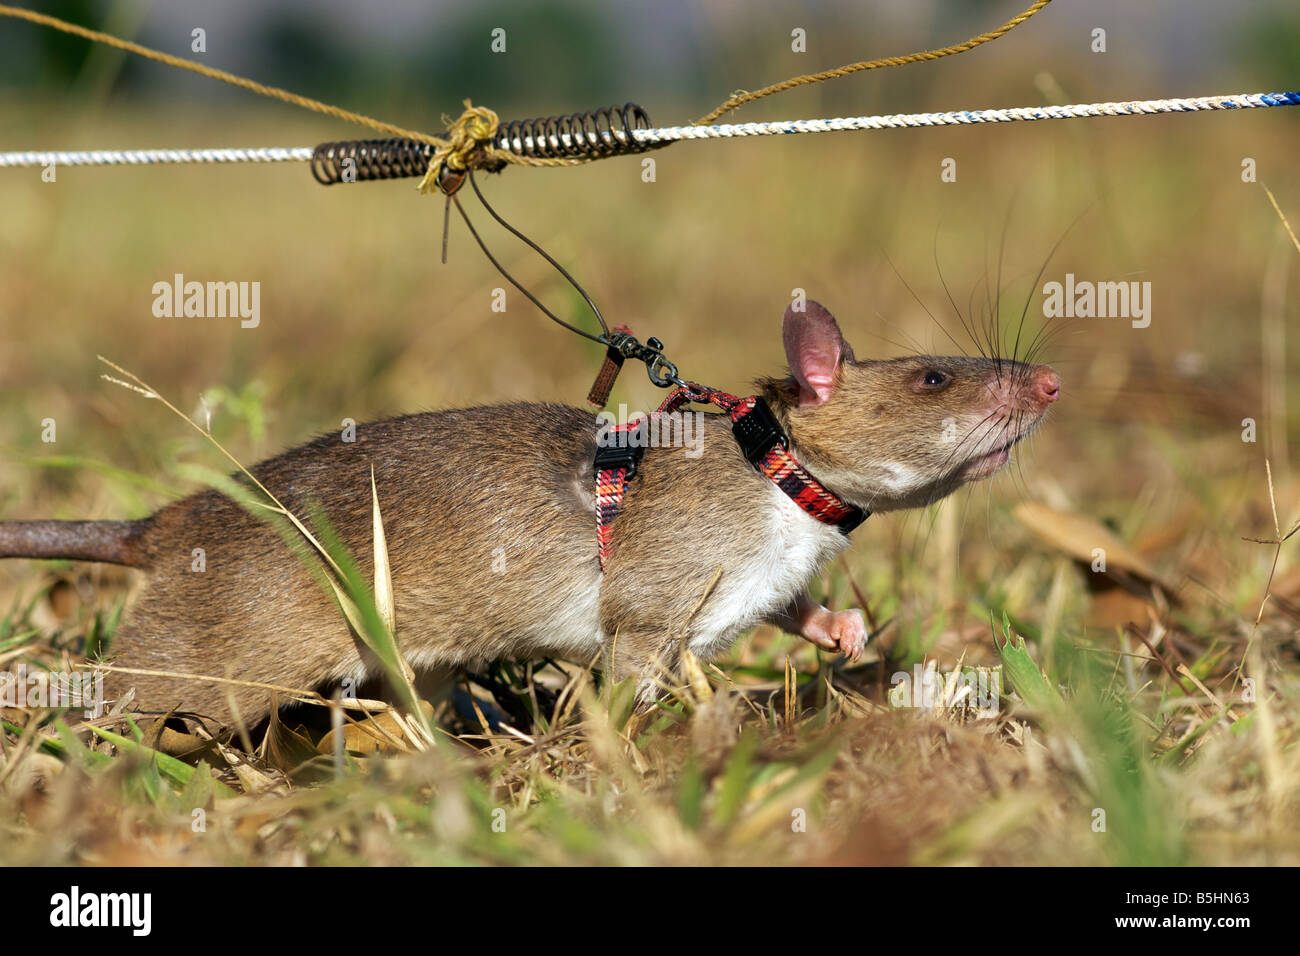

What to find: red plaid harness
left=594, top=383, right=867, bottom=571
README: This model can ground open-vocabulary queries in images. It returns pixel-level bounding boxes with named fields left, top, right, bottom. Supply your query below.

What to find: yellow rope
left=693, top=0, right=1053, bottom=125
left=0, top=3, right=582, bottom=184
left=415, top=101, right=585, bottom=192
left=0, top=4, right=444, bottom=144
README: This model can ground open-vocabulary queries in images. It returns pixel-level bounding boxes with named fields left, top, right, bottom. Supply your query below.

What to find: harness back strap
left=594, top=383, right=866, bottom=571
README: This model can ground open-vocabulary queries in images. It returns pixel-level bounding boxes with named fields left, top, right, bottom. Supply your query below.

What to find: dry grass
left=1, top=95, right=1299, bottom=865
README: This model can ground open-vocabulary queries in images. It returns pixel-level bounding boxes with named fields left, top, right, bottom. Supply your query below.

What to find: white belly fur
left=687, top=480, right=849, bottom=658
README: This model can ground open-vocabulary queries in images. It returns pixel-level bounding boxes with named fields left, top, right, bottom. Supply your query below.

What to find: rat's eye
left=919, top=369, right=951, bottom=389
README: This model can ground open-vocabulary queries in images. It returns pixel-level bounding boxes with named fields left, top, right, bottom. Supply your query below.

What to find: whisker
left=934, top=233, right=988, bottom=360
left=882, top=247, right=968, bottom=357
left=1012, top=201, right=1096, bottom=372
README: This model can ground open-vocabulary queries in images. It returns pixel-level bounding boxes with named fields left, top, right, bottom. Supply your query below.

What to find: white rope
left=626, top=90, right=1300, bottom=146
left=2, top=91, right=1296, bottom=170
left=0, top=146, right=314, bottom=168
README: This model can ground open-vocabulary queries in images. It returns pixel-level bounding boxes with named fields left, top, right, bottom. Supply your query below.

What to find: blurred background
left=0, top=0, right=1296, bottom=652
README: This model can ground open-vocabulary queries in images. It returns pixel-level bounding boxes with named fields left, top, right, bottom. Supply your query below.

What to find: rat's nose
left=1029, top=367, right=1060, bottom=406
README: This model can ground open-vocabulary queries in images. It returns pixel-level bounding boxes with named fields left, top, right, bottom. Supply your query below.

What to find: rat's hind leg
left=98, top=621, right=228, bottom=720
left=604, top=624, right=685, bottom=703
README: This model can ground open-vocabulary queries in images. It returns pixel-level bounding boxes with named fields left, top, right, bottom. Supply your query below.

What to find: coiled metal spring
left=310, top=138, right=434, bottom=185
left=310, top=102, right=658, bottom=185
left=496, top=102, right=654, bottom=160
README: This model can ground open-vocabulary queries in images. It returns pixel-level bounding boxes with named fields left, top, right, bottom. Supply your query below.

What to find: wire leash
left=447, top=167, right=686, bottom=395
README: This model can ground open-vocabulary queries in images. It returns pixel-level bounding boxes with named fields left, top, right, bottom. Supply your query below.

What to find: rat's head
left=759, top=300, right=1059, bottom=512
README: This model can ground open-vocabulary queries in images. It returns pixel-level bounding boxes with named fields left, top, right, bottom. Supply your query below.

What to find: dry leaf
left=1014, top=501, right=1179, bottom=598
left=317, top=700, right=435, bottom=757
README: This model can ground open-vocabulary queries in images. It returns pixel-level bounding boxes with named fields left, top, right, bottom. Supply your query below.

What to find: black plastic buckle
left=837, top=508, right=869, bottom=534
left=594, top=422, right=648, bottom=481
left=731, top=397, right=789, bottom=466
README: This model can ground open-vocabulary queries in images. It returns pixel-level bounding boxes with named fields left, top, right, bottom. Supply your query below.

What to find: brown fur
left=100, top=403, right=606, bottom=722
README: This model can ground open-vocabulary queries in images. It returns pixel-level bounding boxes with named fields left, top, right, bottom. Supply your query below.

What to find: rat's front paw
left=794, top=604, right=868, bottom=661
left=826, top=608, right=868, bottom=661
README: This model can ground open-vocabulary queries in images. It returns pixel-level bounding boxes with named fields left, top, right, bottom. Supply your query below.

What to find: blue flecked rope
left=619, top=91, right=1300, bottom=147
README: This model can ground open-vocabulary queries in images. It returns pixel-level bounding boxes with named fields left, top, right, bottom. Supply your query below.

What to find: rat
left=0, top=300, right=1058, bottom=726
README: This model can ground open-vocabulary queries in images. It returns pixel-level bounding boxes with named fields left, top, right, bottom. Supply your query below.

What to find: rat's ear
left=783, top=300, right=850, bottom=407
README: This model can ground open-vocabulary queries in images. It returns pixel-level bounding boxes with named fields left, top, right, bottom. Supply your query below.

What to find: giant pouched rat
left=0, top=300, right=1058, bottom=725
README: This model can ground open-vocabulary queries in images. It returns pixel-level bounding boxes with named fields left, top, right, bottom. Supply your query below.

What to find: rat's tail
left=0, top=519, right=151, bottom=568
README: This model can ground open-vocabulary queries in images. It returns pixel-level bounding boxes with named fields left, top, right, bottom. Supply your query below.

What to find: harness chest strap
left=594, top=384, right=867, bottom=571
